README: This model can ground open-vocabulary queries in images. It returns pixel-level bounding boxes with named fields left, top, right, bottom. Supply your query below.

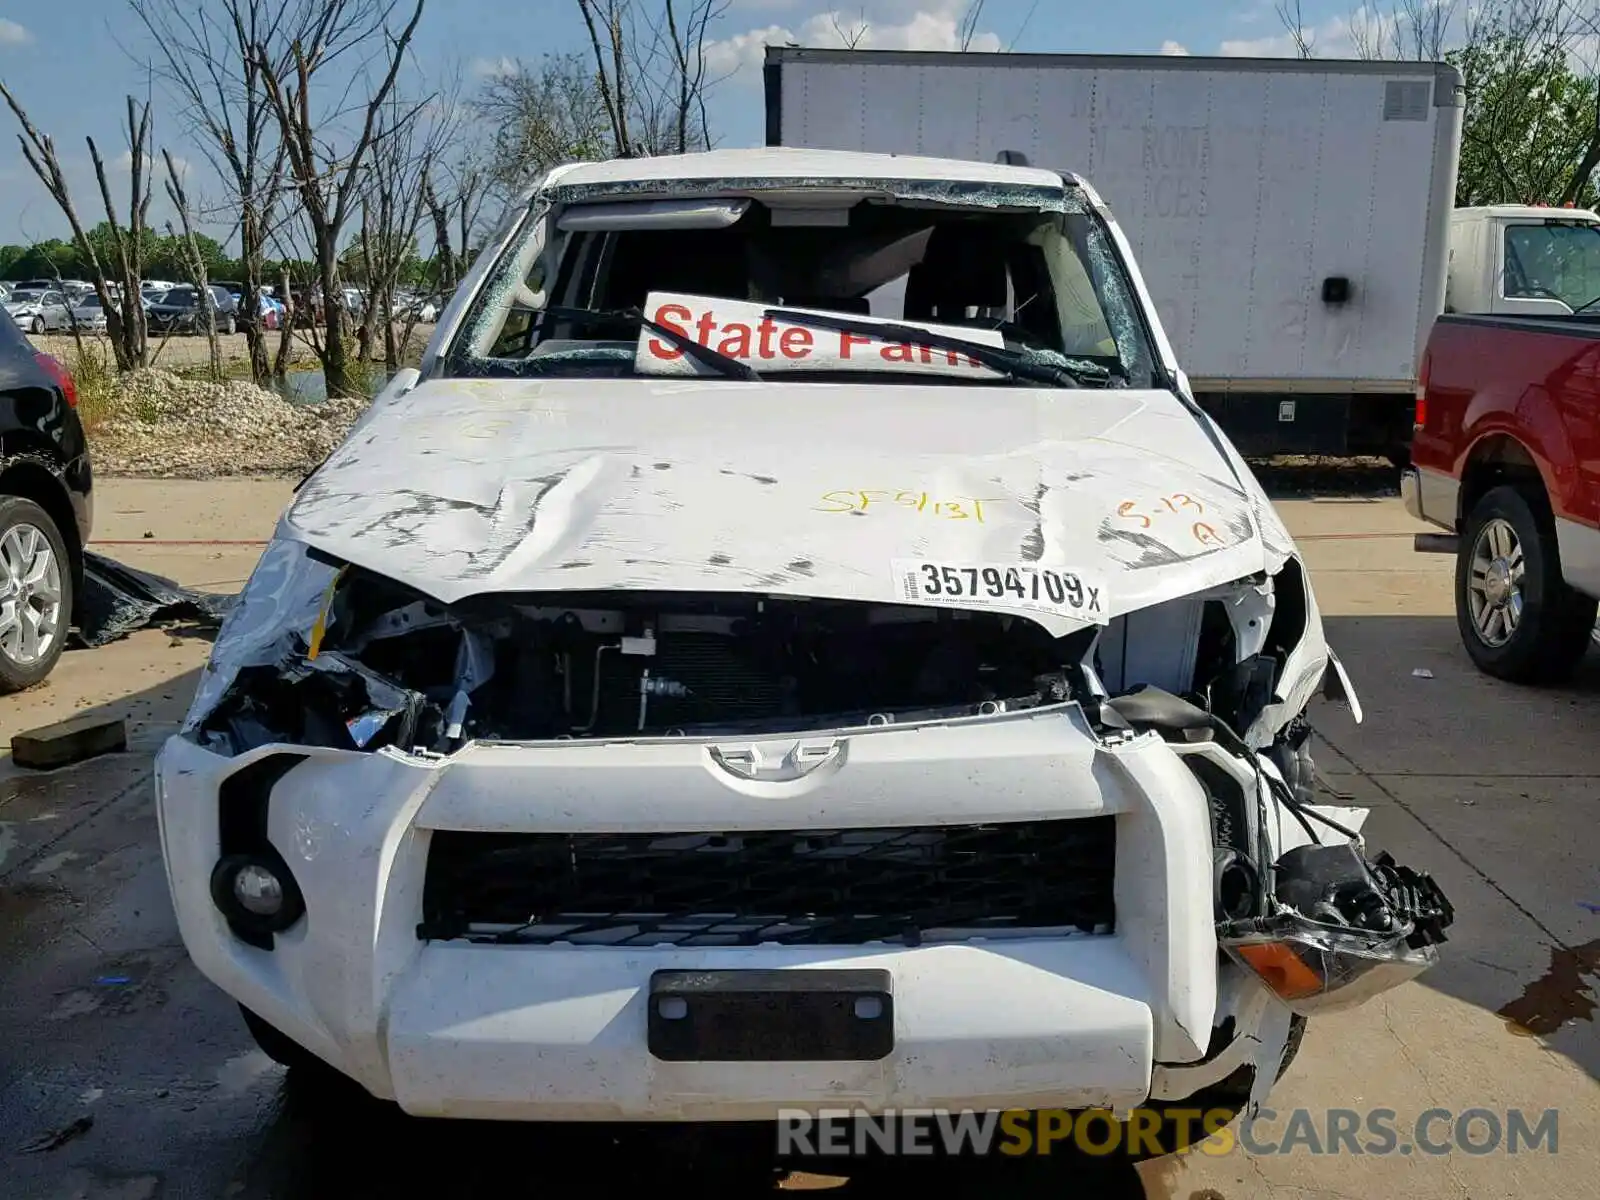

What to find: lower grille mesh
left=420, top=819, right=1116, bottom=947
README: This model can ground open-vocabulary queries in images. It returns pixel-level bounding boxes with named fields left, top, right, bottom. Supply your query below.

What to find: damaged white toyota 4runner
left=155, top=148, right=1453, bottom=1140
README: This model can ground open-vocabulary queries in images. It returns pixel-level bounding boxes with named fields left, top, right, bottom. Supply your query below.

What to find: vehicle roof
left=547, top=146, right=1065, bottom=191
left=1454, top=204, right=1600, bottom=221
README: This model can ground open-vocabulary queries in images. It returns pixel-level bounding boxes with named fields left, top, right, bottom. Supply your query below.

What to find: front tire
left=29, top=316, right=43, bottom=334
left=0, top=496, right=72, bottom=693
left=1455, top=485, right=1596, bottom=683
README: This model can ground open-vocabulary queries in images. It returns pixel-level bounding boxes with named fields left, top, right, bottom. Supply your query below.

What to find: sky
left=0, top=0, right=1417, bottom=247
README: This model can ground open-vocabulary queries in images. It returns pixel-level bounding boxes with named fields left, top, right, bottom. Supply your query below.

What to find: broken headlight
left=1218, top=843, right=1455, bottom=1015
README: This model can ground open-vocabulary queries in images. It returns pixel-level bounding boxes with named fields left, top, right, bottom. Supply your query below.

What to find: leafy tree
left=1451, top=27, right=1600, bottom=207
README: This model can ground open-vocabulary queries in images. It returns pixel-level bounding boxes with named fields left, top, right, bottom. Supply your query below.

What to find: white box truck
left=763, top=48, right=1464, bottom=460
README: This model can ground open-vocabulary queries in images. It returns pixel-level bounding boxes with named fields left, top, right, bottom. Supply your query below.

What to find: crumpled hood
left=285, top=377, right=1294, bottom=634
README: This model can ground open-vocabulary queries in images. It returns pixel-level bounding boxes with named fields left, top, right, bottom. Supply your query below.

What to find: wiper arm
left=762, top=307, right=1113, bottom=388
left=533, top=303, right=762, bottom=381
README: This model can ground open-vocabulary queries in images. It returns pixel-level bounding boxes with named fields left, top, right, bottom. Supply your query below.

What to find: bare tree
left=574, top=0, right=728, bottom=156
left=660, top=1, right=725, bottom=151
left=163, top=147, right=222, bottom=377
left=473, top=52, right=613, bottom=199
left=355, top=86, right=457, bottom=370
left=1275, top=0, right=1318, bottom=57
left=422, top=147, right=489, bottom=296
left=129, top=0, right=305, bottom=387
left=829, top=7, right=870, bottom=50
left=958, top=0, right=988, bottom=51
left=0, top=88, right=154, bottom=369
left=254, top=0, right=428, bottom=398
left=577, top=0, right=633, bottom=153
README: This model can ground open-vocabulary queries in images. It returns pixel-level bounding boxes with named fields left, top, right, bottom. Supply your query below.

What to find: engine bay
left=196, top=567, right=1100, bottom=756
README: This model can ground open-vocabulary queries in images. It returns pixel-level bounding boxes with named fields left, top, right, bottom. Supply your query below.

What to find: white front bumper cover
left=155, top=705, right=1301, bottom=1123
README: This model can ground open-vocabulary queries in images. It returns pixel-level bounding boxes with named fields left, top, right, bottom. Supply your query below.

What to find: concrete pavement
left=0, top=477, right=1595, bottom=1199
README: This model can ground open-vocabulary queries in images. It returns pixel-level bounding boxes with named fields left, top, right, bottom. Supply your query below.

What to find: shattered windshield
left=442, top=175, right=1162, bottom=389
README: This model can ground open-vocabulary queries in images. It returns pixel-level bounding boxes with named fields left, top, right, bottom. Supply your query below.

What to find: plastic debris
left=20, top=1114, right=93, bottom=1153
left=73, top=551, right=236, bottom=649
left=346, top=708, right=403, bottom=749
left=1411, top=668, right=1434, bottom=679
left=1580, top=901, right=1600, bottom=914
left=95, top=975, right=132, bottom=986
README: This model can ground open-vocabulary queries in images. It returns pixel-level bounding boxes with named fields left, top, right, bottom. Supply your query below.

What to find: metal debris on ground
left=19, top=1114, right=93, bottom=1153
left=73, top=551, right=236, bottom=649
left=1412, top=667, right=1435, bottom=678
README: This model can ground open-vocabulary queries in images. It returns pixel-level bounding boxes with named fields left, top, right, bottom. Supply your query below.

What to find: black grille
left=419, top=819, right=1116, bottom=947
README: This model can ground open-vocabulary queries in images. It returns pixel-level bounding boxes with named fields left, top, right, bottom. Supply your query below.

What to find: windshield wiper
left=529, top=303, right=762, bottom=381
left=761, top=307, right=1115, bottom=389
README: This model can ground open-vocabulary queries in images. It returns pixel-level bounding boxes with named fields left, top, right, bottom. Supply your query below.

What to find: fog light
left=211, top=851, right=304, bottom=938
left=232, top=863, right=285, bottom=916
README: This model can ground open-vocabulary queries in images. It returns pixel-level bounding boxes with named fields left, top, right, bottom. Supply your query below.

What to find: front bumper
left=156, top=712, right=1269, bottom=1121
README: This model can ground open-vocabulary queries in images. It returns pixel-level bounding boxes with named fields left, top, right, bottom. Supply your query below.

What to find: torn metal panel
left=182, top=536, right=340, bottom=732
left=284, top=376, right=1277, bottom=636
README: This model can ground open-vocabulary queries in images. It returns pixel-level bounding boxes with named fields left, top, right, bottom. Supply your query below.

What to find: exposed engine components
left=194, top=567, right=1084, bottom=755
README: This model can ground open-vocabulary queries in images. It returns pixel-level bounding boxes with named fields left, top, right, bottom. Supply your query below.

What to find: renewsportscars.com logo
left=776, top=1107, right=1560, bottom=1158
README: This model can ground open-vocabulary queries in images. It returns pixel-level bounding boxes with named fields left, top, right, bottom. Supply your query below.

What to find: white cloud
left=469, top=55, right=519, bottom=79
left=0, top=18, right=32, bottom=45
left=1218, top=32, right=1302, bottom=56
left=705, top=24, right=792, bottom=78
left=705, top=3, right=1004, bottom=85
left=1159, top=40, right=1190, bottom=56
left=1219, top=3, right=1462, bottom=58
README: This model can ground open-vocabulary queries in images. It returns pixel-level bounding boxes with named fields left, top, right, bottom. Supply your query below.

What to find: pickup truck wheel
left=0, top=497, right=72, bottom=693
left=1456, top=485, right=1597, bottom=683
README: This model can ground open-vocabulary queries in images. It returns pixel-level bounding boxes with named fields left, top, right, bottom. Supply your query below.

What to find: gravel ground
left=89, top=367, right=370, bottom=478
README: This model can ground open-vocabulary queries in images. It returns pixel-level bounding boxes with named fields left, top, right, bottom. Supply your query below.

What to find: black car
left=146, top=284, right=240, bottom=335
left=0, top=306, right=92, bottom=690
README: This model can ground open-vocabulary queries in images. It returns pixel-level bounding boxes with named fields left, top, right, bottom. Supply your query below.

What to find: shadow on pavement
left=1316, top=613, right=1600, bottom=1085
left=235, top=1072, right=1151, bottom=1199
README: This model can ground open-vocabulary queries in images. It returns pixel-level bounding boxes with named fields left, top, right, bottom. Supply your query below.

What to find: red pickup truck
left=1406, top=314, right=1600, bottom=682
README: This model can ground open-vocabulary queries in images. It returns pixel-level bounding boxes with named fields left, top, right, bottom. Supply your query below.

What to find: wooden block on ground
left=10, top=716, right=128, bottom=770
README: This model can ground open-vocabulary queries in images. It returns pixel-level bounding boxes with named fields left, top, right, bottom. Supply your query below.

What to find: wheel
left=29, top=316, right=43, bottom=334
left=0, top=496, right=72, bottom=693
left=1456, top=485, right=1597, bottom=683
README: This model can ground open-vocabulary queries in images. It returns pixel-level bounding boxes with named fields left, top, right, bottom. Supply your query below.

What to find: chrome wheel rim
left=0, top=521, right=63, bottom=666
left=1467, top=517, right=1525, bottom=648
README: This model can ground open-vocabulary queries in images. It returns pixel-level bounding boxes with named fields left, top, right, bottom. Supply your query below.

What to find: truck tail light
left=33, top=351, right=77, bottom=408
left=1413, top=353, right=1429, bottom=431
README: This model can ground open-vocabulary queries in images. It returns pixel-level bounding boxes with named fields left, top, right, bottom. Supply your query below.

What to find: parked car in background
left=262, top=293, right=285, bottom=330
left=394, top=291, right=439, bottom=322
left=1408, top=308, right=1600, bottom=682
left=4, top=289, right=72, bottom=334
left=0, top=306, right=91, bottom=691
left=146, top=284, right=240, bottom=335
left=10, top=279, right=60, bottom=294
left=69, top=293, right=109, bottom=332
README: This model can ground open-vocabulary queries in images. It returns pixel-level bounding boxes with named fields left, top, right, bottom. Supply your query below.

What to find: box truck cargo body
left=763, top=48, right=1464, bottom=458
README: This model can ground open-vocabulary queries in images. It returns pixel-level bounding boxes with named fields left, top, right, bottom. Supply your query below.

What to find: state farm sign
left=632, top=291, right=1006, bottom=379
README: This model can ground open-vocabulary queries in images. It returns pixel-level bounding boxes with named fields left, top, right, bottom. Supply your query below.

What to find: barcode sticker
left=891, top=560, right=1108, bottom=623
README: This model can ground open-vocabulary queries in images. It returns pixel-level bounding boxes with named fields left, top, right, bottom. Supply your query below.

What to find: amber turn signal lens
left=1233, top=940, right=1327, bottom=1001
